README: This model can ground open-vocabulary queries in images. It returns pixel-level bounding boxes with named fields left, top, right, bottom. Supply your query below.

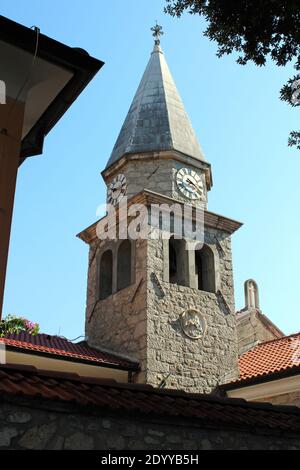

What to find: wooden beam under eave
left=0, top=99, right=25, bottom=319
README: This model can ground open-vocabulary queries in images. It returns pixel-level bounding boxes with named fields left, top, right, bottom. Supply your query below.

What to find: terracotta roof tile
left=0, top=332, right=138, bottom=371
left=0, top=363, right=300, bottom=433
left=238, top=332, right=300, bottom=382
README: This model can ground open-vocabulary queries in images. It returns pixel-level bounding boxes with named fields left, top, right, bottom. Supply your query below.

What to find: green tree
left=165, top=0, right=300, bottom=149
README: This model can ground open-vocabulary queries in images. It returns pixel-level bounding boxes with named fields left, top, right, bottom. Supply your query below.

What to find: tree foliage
left=165, top=0, right=300, bottom=149
left=0, top=315, right=39, bottom=337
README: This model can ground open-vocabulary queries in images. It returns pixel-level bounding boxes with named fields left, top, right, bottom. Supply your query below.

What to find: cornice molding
left=101, top=150, right=213, bottom=191
left=77, top=189, right=243, bottom=245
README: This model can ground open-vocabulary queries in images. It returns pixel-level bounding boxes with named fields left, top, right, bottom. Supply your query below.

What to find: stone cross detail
left=248, top=282, right=256, bottom=308
left=244, top=279, right=260, bottom=310
left=151, top=22, right=164, bottom=45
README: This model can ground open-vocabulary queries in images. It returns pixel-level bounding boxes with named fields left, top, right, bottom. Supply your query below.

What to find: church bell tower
left=78, top=26, right=242, bottom=393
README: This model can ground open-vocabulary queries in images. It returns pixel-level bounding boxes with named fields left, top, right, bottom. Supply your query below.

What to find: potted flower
left=0, top=315, right=39, bottom=337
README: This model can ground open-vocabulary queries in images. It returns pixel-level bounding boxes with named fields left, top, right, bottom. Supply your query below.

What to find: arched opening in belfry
left=169, top=237, right=187, bottom=286
left=99, top=250, right=113, bottom=300
left=117, top=240, right=132, bottom=291
left=195, top=245, right=216, bottom=293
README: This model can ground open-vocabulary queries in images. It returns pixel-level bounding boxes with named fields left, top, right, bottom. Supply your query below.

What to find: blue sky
left=2, top=0, right=300, bottom=338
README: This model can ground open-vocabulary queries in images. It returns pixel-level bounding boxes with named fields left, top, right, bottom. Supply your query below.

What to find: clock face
left=176, top=168, right=204, bottom=200
left=107, top=174, right=127, bottom=206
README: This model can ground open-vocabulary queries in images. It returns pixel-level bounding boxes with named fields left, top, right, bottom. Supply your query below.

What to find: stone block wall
left=237, top=310, right=283, bottom=355
left=86, top=218, right=239, bottom=393
left=86, top=238, right=148, bottom=374
left=145, top=228, right=239, bottom=393
left=0, top=399, right=299, bottom=450
left=104, top=157, right=208, bottom=208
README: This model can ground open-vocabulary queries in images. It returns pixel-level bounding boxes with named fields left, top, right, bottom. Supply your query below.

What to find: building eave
left=221, top=365, right=300, bottom=392
left=2, top=362, right=300, bottom=435
left=225, top=372, right=300, bottom=403
left=0, top=15, right=104, bottom=164
left=4, top=343, right=139, bottom=372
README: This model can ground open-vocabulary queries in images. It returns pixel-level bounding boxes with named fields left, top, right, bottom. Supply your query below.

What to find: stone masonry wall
left=85, top=215, right=239, bottom=393
left=146, top=228, right=239, bottom=393
left=237, top=310, right=282, bottom=355
left=104, top=158, right=208, bottom=209
left=0, top=399, right=300, bottom=450
left=85, top=224, right=239, bottom=393
left=86, top=238, right=148, bottom=375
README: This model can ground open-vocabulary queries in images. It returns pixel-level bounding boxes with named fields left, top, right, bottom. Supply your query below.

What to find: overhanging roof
left=0, top=332, right=138, bottom=371
left=222, top=332, right=300, bottom=391
left=1, top=363, right=300, bottom=434
left=0, top=15, right=104, bottom=164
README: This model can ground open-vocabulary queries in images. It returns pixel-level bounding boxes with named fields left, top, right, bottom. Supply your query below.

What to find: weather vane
left=151, top=22, right=164, bottom=45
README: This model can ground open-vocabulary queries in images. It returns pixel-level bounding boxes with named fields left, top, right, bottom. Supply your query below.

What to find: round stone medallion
left=180, top=309, right=206, bottom=340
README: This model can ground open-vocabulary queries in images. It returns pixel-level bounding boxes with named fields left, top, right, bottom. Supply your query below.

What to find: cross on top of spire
left=151, top=22, right=164, bottom=45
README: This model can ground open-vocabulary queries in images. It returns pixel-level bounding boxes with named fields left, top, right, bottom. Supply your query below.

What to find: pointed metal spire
left=105, top=27, right=205, bottom=169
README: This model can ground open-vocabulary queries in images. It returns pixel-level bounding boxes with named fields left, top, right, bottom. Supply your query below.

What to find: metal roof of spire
left=105, top=27, right=205, bottom=169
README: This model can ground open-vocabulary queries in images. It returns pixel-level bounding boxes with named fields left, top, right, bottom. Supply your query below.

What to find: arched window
left=169, top=237, right=187, bottom=286
left=195, top=245, right=215, bottom=293
left=99, top=250, right=113, bottom=300
left=117, top=240, right=132, bottom=291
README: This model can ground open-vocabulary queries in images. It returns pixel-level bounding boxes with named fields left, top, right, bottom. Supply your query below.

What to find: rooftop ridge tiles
left=240, top=331, right=300, bottom=355
left=1, top=363, right=300, bottom=417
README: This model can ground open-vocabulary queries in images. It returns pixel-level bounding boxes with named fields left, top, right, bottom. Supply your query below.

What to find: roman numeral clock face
left=107, top=174, right=127, bottom=206
left=176, top=168, right=204, bottom=200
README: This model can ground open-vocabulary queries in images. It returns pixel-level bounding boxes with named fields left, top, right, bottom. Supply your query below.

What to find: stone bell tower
left=78, top=26, right=242, bottom=393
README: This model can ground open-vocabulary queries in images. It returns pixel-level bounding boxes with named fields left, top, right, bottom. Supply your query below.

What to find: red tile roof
left=0, top=363, right=300, bottom=433
left=238, top=332, right=300, bottom=383
left=0, top=332, right=138, bottom=371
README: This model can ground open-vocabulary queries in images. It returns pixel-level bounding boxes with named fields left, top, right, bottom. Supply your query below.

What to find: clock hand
left=186, top=178, right=200, bottom=191
left=186, top=178, right=197, bottom=188
left=186, top=178, right=203, bottom=195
